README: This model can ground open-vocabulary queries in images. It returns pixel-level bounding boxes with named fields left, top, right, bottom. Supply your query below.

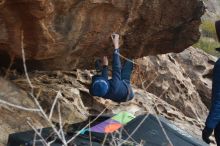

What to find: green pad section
left=111, top=112, right=135, bottom=124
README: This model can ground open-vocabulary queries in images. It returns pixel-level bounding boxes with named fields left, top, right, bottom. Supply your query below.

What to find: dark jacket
left=205, top=58, right=220, bottom=129
left=90, top=49, right=134, bottom=102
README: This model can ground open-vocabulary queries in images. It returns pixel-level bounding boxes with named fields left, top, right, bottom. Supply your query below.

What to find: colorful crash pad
left=81, top=112, right=135, bottom=134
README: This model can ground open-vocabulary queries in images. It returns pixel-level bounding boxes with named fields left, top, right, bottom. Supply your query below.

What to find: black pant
left=215, top=122, right=220, bottom=146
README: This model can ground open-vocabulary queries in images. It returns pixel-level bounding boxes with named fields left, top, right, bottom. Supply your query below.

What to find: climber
left=202, top=20, right=220, bottom=145
left=89, top=33, right=134, bottom=102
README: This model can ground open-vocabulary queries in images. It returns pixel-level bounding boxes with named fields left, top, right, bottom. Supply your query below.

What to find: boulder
left=0, top=0, right=205, bottom=69
left=133, top=47, right=213, bottom=120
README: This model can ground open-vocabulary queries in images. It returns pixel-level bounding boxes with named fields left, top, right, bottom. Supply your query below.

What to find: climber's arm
left=111, top=33, right=121, bottom=80
left=102, top=56, right=108, bottom=80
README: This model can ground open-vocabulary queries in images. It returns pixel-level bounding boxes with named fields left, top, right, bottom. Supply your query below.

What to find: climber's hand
left=202, top=126, right=213, bottom=144
left=103, top=56, right=108, bottom=66
left=111, top=33, right=119, bottom=49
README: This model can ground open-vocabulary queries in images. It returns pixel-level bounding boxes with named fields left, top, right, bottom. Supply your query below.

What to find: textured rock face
left=0, top=0, right=205, bottom=69
left=172, top=47, right=216, bottom=109
left=203, top=0, right=220, bottom=20
left=133, top=47, right=215, bottom=120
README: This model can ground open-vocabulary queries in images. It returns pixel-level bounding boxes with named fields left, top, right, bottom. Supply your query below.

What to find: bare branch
left=21, top=31, right=34, bottom=94
left=33, top=130, right=37, bottom=146
left=101, top=134, right=108, bottom=146
left=21, top=30, right=67, bottom=145
left=31, top=96, right=67, bottom=145
left=4, top=56, right=15, bottom=79
left=153, top=88, right=174, bottom=146
left=27, top=121, right=49, bottom=146
left=47, top=138, right=56, bottom=145
left=144, top=73, right=159, bottom=90
left=0, top=98, right=40, bottom=112
left=58, top=102, right=67, bottom=145
left=118, top=114, right=149, bottom=146
left=49, top=91, right=61, bottom=120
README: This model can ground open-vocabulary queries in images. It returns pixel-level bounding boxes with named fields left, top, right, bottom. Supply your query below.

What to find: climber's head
left=91, top=78, right=109, bottom=97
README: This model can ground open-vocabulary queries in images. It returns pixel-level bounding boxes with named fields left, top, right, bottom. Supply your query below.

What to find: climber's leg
left=121, top=60, right=133, bottom=84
